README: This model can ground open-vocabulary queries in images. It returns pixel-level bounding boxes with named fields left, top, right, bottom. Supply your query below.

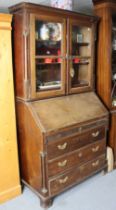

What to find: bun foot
left=40, top=198, right=53, bottom=209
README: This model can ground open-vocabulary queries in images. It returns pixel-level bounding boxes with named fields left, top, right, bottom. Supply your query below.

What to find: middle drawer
left=47, top=140, right=106, bottom=177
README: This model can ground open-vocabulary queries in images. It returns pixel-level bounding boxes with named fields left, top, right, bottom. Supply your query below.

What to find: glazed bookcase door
left=112, top=13, right=116, bottom=108
left=30, top=14, right=66, bottom=99
left=67, top=19, right=94, bottom=94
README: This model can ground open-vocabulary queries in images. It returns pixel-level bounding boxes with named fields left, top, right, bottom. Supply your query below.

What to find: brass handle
left=92, top=160, right=99, bottom=167
left=59, top=176, right=68, bottom=184
left=92, top=146, right=99, bottom=152
left=80, top=165, right=84, bottom=171
left=92, top=131, right=100, bottom=137
left=58, top=160, right=67, bottom=167
left=57, top=142, right=67, bottom=150
left=78, top=152, right=82, bottom=158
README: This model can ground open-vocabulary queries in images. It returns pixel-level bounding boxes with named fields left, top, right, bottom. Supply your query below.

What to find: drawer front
left=48, top=140, right=106, bottom=177
left=46, top=120, right=108, bottom=142
left=49, top=155, right=106, bottom=196
left=47, top=126, right=105, bottom=160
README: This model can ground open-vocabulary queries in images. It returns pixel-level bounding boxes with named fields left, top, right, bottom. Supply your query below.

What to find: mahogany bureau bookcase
left=9, top=2, right=109, bottom=208
left=92, top=0, right=116, bottom=168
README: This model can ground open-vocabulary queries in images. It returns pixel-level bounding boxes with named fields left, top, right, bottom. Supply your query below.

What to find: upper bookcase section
left=9, top=2, right=98, bottom=101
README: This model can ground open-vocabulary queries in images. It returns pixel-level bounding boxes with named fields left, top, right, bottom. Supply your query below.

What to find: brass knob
left=92, top=160, right=99, bottom=167
left=78, top=152, right=82, bottom=158
left=92, top=146, right=99, bottom=152
left=57, top=142, right=67, bottom=150
left=58, top=160, right=67, bottom=167
left=59, top=176, right=68, bottom=184
left=92, top=131, right=100, bottom=137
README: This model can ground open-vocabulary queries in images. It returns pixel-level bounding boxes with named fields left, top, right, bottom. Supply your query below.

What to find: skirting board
left=0, top=185, right=21, bottom=204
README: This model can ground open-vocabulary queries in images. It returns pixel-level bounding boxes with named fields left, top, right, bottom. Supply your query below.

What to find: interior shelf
left=72, top=80, right=89, bottom=87
left=36, top=62, right=61, bottom=65
left=73, top=42, right=90, bottom=46
left=73, top=62, right=89, bottom=65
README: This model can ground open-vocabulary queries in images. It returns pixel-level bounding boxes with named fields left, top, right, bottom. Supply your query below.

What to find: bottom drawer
left=49, top=155, right=106, bottom=196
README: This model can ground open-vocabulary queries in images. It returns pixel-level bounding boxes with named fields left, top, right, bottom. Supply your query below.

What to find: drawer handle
left=59, top=176, right=68, bottom=184
left=92, top=160, right=99, bottom=167
left=78, top=152, right=82, bottom=158
left=92, top=146, right=99, bottom=152
left=57, top=142, right=67, bottom=150
left=58, top=160, right=67, bottom=167
left=92, top=131, right=100, bottom=137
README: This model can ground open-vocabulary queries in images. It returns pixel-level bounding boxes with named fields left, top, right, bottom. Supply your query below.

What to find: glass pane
left=35, top=20, right=62, bottom=56
left=71, top=25, right=91, bottom=56
left=70, top=58, right=90, bottom=88
left=36, top=58, right=61, bottom=91
left=112, top=15, right=116, bottom=106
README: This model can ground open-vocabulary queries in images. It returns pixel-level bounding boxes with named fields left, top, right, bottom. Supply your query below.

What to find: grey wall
left=0, top=0, right=93, bottom=14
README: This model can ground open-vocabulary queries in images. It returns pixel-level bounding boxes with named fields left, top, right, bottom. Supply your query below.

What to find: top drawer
left=47, top=126, right=106, bottom=160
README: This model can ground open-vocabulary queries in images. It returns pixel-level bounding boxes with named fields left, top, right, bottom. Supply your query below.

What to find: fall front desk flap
left=29, top=92, right=108, bottom=133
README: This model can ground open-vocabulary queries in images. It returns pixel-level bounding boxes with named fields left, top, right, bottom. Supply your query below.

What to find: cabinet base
left=22, top=164, right=107, bottom=208
left=22, top=180, right=53, bottom=208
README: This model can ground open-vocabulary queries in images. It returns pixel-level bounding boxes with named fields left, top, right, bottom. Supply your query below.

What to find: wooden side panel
left=0, top=14, right=21, bottom=203
left=109, top=112, right=116, bottom=167
left=12, top=12, right=27, bottom=99
left=94, top=6, right=112, bottom=109
left=93, top=0, right=116, bottom=168
left=16, top=101, right=44, bottom=191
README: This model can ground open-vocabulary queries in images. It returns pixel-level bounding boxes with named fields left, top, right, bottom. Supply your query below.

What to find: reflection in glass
left=70, top=59, right=90, bottom=88
left=71, top=25, right=91, bottom=56
left=35, top=20, right=62, bottom=56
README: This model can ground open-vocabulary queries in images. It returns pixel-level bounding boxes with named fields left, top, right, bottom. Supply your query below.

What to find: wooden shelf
left=71, top=56, right=91, bottom=59
left=73, top=62, right=89, bottom=65
left=73, top=42, right=90, bottom=46
left=72, top=80, right=89, bottom=87
left=36, top=62, right=61, bottom=65
left=36, top=39, right=61, bottom=43
left=37, top=82, right=61, bottom=91
left=35, top=55, right=62, bottom=58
